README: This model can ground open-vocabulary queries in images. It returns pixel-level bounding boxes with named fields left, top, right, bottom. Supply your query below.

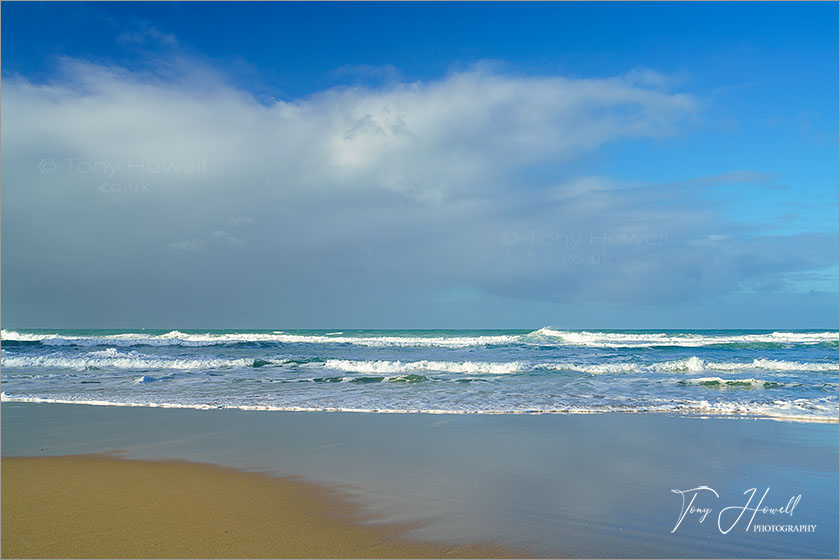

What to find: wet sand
left=2, top=403, right=838, bottom=558
left=1, top=454, right=513, bottom=559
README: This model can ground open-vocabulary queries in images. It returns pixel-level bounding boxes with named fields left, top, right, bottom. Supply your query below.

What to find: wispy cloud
left=169, top=239, right=205, bottom=252
left=331, top=63, right=402, bottom=84
left=116, top=22, right=177, bottom=48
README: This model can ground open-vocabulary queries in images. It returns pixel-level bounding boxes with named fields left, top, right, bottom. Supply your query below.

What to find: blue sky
left=2, top=1, right=838, bottom=328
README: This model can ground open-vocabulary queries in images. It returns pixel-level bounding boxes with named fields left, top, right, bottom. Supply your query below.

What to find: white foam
left=134, top=375, right=174, bottom=384
left=678, top=377, right=793, bottom=388
left=545, top=357, right=837, bottom=374
left=525, top=327, right=838, bottom=347
left=3, top=328, right=836, bottom=348
left=547, top=357, right=706, bottom=374
left=324, top=359, right=528, bottom=374
left=734, top=358, right=838, bottom=372
left=0, top=350, right=262, bottom=370
left=2, top=393, right=835, bottom=423
left=0, top=329, right=519, bottom=348
left=5, top=350, right=833, bottom=375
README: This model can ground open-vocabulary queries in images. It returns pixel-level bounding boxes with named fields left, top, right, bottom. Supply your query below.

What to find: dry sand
left=1, top=455, right=515, bottom=559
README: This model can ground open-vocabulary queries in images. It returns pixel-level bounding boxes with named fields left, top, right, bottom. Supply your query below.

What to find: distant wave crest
left=0, top=329, right=519, bottom=348
left=2, top=328, right=837, bottom=349
left=524, top=327, right=838, bottom=348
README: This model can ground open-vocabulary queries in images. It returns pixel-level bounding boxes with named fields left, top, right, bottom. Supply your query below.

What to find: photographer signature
left=671, top=486, right=804, bottom=534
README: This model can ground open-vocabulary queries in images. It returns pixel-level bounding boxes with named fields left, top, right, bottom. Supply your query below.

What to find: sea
left=1, top=328, right=838, bottom=422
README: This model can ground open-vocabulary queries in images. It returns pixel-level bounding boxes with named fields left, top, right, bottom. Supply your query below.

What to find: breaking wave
left=525, top=328, right=838, bottom=348
left=3, top=328, right=836, bottom=349
left=2, top=351, right=835, bottom=375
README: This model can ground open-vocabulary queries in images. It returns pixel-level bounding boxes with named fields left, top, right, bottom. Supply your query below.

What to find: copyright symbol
left=39, top=159, right=57, bottom=174
left=500, top=231, right=519, bottom=247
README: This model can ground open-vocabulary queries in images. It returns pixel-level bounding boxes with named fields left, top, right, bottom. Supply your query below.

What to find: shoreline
left=3, top=402, right=838, bottom=558
left=2, top=396, right=836, bottom=424
left=1, top=454, right=515, bottom=559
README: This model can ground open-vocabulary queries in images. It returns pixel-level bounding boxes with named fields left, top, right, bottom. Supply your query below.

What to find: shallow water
left=2, top=403, right=838, bottom=558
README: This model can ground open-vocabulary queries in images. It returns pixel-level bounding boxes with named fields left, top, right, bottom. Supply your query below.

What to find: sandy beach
left=1, top=454, right=512, bottom=559
left=2, top=402, right=838, bottom=558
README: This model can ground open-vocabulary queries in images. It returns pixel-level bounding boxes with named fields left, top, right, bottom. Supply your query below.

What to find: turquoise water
left=2, top=328, right=837, bottom=421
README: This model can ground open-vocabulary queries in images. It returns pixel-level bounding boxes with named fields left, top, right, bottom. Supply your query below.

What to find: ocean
left=1, top=328, right=838, bottom=422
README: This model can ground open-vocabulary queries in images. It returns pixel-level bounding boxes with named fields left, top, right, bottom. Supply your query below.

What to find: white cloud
left=1, top=56, right=834, bottom=325
left=3, top=59, right=696, bottom=202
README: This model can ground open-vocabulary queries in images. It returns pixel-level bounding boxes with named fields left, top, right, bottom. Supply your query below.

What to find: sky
left=1, top=1, right=838, bottom=329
